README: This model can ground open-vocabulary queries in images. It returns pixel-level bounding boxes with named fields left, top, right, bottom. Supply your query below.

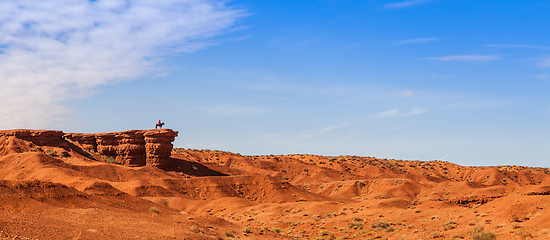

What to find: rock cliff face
left=0, top=130, right=67, bottom=156
left=65, top=129, right=178, bottom=167
left=63, top=133, right=97, bottom=152
left=96, top=130, right=147, bottom=166
left=144, top=130, right=178, bottom=168
left=0, top=129, right=64, bottom=146
left=0, top=129, right=178, bottom=167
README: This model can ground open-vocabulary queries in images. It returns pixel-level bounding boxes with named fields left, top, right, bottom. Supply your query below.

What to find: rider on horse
left=156, top=120, right=164, bottom=129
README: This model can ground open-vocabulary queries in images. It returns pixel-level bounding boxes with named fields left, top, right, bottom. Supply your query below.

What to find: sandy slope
left=1, top=134, right=550, bottom=239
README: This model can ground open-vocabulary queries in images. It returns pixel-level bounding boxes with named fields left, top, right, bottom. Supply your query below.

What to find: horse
left=155, top=122, right=165, bottom=129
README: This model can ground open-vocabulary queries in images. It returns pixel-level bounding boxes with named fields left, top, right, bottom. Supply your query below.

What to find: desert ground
left=1, top=130, right=549, bottom=239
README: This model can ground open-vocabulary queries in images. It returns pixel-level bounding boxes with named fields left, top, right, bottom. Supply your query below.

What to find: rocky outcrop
left=95, top=130, right=147, bottom=166
left=63, top=133, right=97, bottom=152
left=1, top=129, right=179, bottom=167
left=65, top=129, right=178, bottom=167
left=0, top=129, right=64, bottom=146
left=0, top=129, right=68, bottom=156
left=144, top=130, right=178, bottom=168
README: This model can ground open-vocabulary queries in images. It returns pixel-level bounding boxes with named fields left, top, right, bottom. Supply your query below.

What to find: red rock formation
left=94, top=130, right=147, bottom=166
left=144, top=129, right=178, bottom=168
left=1, top=129, right=178, bottom=167
left=0, top=130, right=67, bottom=156
left=63, top=133, right=97, bottom=152
left=0, top=129, right=64, bottom=146
left=65, top=129, right=178, bottom=167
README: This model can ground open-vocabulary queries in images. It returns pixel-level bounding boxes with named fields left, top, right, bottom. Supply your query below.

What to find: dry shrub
left=471, top=226, right=496, bottom=240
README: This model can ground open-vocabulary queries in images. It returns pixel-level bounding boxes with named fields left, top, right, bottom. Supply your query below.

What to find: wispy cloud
left=372, top=107, right=426, bottom=119
left=384, top=0, right=433, bottom=9
left=398, top=90, right=415, bottom=97
left=427, top=55, right=499, bottom=62
left=0, top=1, right=244, bottom=129
left=541, top=58, right=550, bottom=68
left=299, top=122, right=350, bottom=139
left=397, top=38, right=440, bottom=45
left=535, top=74, right=549, bottom=80
left=265, top=132, right=288, bottom=139
left=199, top=104, right=269, bottom=117
left=486, top=44, right=550, bottom=51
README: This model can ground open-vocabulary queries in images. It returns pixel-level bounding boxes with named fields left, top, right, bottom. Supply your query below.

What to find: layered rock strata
left=0, top=129, right=64, bottom=146
left=65, top=129, right=178, bottom=167
left=143, top=130, right=178, bottom=167
left=96, top=130, right=147, bottom=166
left=0, top=129, right=176, bottom=167
left=63, top=133, right=97, bottom=152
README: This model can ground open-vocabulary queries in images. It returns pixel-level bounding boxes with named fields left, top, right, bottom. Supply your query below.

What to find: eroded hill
left=1, top=130, right=549, bottom=239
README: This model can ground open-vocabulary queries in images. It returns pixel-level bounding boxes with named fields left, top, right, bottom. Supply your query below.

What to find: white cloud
left=396, top=38, right=440, bottom=44
left=372, top=107, right=426, bottom=119
left=427, top=55, right=499, bottom=62
left=384, top=0, right=432, bottom=9
left=541, top=58, right=550, bottom=68
left=0, top=0, right=244, bottom=129
left=398, top=90, right=415, bottom=97
left=486, top=44, right=550, bottom=51
left=536, top=74, right=549, bottom=80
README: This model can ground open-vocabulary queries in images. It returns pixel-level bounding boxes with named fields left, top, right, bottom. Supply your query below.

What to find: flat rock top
left=0, top=129, right=64, bottom=138
left=143, top=129, right=178, bottom=137
left=0, top=129, right=178, bottom=138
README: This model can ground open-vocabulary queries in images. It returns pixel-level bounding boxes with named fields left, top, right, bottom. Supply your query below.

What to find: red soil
left=1, top=130, right=550, bottom=239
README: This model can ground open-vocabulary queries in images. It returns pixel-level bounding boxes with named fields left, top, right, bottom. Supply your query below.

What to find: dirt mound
left=2, top=132, right=550, bottom=239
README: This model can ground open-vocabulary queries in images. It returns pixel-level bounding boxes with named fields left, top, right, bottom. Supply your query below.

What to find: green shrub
left=103, top=155, right=116, bottom=164
left=348, top=221, right=363, bottom=229
left=149, top=206, right=161, bottom=214
left=46, top=150, right=58, bottom=157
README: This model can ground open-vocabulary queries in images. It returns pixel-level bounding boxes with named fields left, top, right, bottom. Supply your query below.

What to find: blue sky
left=1, top=0, right=549, bottom=167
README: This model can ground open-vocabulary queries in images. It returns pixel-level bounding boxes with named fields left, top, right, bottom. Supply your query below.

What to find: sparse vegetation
left=348, top=221, right=363, bottom=229
left=372, top=221, right=390, bottom=229
left=149, top=206, right=161, bottom=214
left=472, top=226, right=496, bottom=240
left=258, top=225, right=269, bottom=233
left=443, top=221, right=458, bottom=230
left=431, top=232, right=444, bottom=238
left=46, top=150, right=58, bottom=157
left=190, top=225, right=201, bottom=233
left=103, top=155, right=117, bottom=164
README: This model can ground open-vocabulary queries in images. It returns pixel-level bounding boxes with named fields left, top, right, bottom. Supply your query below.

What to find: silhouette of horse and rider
left=156, top=120, right=165, bottom=129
